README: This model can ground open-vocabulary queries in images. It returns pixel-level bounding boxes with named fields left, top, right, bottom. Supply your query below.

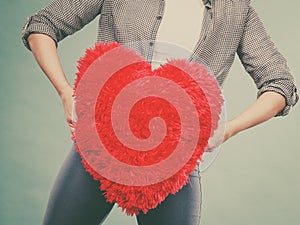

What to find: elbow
left=26, top=33, right=57, bottom=51
left=21, top=15, right=59, bottom=51
left=257, top=79, right=299, bottom=117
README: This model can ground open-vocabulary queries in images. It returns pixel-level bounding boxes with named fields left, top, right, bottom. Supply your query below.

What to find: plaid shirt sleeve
left=237, top=5, right=298, bottom=116
left=21, top=0, right=104, bottom=50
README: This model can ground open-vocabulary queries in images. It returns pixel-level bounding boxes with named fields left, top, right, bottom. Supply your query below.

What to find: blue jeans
left=42, top=144, right=202, bottom=225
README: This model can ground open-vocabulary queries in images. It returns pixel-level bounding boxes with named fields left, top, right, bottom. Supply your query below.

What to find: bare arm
left=225, top=91, right=285, bottom=140
left=207, top=91, right=286, bottom=150
left=22, top=0, right=104, bottom=131
left=28, top=33, right=74, bottom=130
left=207, top=5, right=298, bottom=150
left=28, top=33, right=71, bottom=96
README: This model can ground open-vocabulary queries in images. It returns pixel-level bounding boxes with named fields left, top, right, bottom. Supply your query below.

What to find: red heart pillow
left=71, top=41, right=223, bottom=215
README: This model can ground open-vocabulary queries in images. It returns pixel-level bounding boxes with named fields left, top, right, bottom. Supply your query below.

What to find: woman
left=21, top=0, right=298, bottom=225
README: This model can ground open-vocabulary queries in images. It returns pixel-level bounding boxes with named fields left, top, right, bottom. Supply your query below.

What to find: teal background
left=0, top=0, right=299, bottom=224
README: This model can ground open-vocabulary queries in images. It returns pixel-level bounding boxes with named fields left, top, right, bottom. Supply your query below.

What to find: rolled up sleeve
left=237, top=5, right=298, bottom=116
left=21, top=0, right=104, bottom=50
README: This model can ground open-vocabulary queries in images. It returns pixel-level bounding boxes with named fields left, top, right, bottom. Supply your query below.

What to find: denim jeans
left=42, top=144, right=202, bottom=225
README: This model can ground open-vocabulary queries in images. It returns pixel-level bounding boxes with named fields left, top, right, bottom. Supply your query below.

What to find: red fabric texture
left=71, top=42, right=223, bottom=215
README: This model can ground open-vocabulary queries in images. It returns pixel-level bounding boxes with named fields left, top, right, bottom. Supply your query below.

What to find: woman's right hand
left=60, top=86, right=75, bottom=133
left=27, top=33, right=76, bottom=133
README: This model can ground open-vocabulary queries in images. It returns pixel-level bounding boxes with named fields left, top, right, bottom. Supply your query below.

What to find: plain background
left=0, top=0, right=299, bottom=224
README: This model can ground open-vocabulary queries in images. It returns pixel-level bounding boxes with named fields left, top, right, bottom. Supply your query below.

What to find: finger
left=67, top=115, right=76, bottom=125
left=68, top=123, right=75, bottom=132
left=71, top=98, right=78, bottom=123
left=204, top=146, right=213, bottom=152
left=68, top=121, right=74, bottom=127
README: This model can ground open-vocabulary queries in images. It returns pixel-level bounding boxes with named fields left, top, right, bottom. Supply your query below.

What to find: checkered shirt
left=21, top=0, right=299, bottom=116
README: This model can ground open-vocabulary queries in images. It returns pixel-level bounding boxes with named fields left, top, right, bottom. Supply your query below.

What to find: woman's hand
left=28, top=33, right=76, bottom=134
left=205, top=91, right=286, bottom=152
left=205, top=120, right=238, bottom=152
left=60, top=86, right=75, bottom=133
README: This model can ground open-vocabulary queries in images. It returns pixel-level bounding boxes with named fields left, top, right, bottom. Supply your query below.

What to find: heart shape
left=71, top=41, right=223, bottom=215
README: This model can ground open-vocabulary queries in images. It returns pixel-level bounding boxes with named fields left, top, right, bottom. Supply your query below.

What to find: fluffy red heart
left=71, top=41, right=223, bottom=215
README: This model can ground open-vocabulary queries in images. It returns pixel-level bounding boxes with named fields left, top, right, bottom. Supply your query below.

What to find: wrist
left=58, top=84, right=73, bottom=99
left=225, top=119, right=240, bottom=140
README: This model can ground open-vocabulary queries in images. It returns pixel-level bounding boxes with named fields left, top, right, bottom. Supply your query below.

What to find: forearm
left=27, top=33, right=72, bottom=96
left=227, top=91, right=286, bottom=138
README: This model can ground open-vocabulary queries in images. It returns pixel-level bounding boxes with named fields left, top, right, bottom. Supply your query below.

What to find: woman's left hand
left=204, top=91, right=288, bottom=153
left=205, top=120, right=238, bottom=152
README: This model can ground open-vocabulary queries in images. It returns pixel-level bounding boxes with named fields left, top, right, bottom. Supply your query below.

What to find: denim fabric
left=42, top=145, right=202, bottom=225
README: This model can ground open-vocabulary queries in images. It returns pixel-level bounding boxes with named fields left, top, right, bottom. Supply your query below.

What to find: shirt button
left=156, top=15, right=162, bottom=20
left=149, top=42, right=154, bottom=46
